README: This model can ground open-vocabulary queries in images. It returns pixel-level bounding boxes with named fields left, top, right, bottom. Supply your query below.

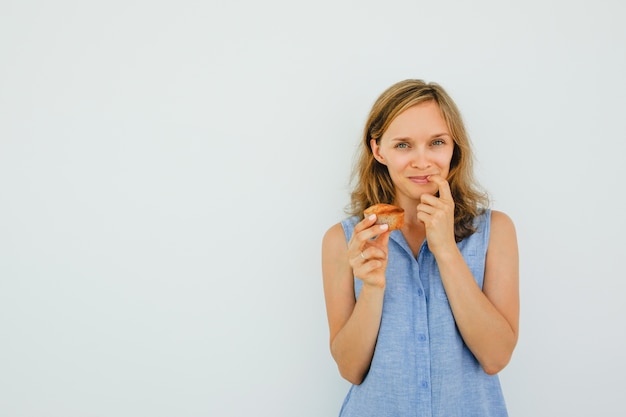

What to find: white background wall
left=1, top=1, right=624, bottom=416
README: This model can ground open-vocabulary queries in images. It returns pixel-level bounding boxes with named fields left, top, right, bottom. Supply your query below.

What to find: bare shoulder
left=490, top=210, right=516, bottom=234
left=488, top=210, right=518, bottom=249
left=487, top=209, right=518, bottom=258
left=484, top=210, right=519, bottom=304
left=322, top=222, right=352, bottom=282
left=322, top=222, right=348, bottom=252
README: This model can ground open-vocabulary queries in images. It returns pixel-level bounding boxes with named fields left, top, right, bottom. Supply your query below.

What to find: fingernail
left=380, top=224, right=388, bottom=231
left=368, top=214, right=376, bottom=221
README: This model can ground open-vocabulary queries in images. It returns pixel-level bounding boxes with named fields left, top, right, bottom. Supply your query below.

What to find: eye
left=431, top=138, right=446, bottom=146
left=394, top=142, right=409, bottom=149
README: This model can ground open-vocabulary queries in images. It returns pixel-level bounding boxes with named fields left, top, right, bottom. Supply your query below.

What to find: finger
left=354, top=213, right=378, bottom=234
left=428, top=174, right=453, bottom=201
left=356, top=260, right=384, bottom=276
left=352, top=249, right=384, bottom=272
left=417, top=202, right=436, bottom=214
left=352, top=250, right=367, bottom=266
left=364, top=259, right=385, bottom=272
left=358, top=246, right=387, bottom=266
left=349, top=214, right=381, bottom=249
left=349, top=224, right=390, bottom=262
left=367, top=233, right=390, bottom=258
left=356, top=230, right=389, bottom=258
left=355, top=223, right=390, bottom=247
left=377, top=230, right=391, bottom=248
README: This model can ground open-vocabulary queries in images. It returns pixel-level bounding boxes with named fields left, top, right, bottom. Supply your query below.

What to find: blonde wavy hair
left=348, top=79, right=489, bottom=241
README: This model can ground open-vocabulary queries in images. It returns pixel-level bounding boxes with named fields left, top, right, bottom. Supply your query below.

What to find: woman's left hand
left=417, top=175, right=456, bottom=254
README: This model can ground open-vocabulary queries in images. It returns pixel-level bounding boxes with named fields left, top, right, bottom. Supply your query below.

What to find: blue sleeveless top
left=338, top=210, right=508, bottom=417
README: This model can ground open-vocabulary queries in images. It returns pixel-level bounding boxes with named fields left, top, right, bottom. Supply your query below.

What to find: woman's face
left=371, top=100, right=455, bottom=206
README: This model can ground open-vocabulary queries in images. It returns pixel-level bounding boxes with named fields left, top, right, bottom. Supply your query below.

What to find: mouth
left=408, top=175, right=431, bottom=184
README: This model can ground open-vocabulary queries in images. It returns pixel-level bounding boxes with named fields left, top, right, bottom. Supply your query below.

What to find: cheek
left=436, top=150, right=454, bottom=169
left=386, top=153, right=413, bottom=170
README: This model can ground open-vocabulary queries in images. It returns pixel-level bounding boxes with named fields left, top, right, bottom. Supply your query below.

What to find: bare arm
left=321, top=216, right=390, bottom=384
left=418, top=176, right=519, bottom=375
left=435, top=210, right=519, bottom=374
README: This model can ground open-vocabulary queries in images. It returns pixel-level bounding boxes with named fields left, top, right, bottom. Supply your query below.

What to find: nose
left=410, top=147, right=431, bottom=170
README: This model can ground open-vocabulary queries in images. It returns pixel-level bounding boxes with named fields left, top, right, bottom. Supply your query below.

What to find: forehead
left=384, top=101, right=450, bottom=137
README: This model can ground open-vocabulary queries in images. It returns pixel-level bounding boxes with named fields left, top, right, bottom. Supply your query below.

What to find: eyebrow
left=389, top=133, right=452, bottom=141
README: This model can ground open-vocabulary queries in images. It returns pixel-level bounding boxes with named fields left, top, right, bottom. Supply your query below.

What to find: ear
left=370, top=139, right=387, bottom=165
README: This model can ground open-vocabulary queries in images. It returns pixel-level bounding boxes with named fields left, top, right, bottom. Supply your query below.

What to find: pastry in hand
left=363, top=203, right=404, bottom=231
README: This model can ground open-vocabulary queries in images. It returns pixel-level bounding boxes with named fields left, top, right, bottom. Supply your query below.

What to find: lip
left=408, top=175, right=431, bottom=184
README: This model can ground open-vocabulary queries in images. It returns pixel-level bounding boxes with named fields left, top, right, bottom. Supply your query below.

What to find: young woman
left=322, top=79, right=519, bottom=417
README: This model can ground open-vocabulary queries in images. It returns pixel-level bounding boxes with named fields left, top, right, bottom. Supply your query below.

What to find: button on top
left=417, top=289, right=423, bottom=296
left=418, top=334, right=427, bottom=342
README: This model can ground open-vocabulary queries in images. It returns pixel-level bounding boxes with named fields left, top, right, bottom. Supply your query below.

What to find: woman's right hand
left=347, top=214, right=391, bottom=288
left=322, top=215, right=391, bottom=384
